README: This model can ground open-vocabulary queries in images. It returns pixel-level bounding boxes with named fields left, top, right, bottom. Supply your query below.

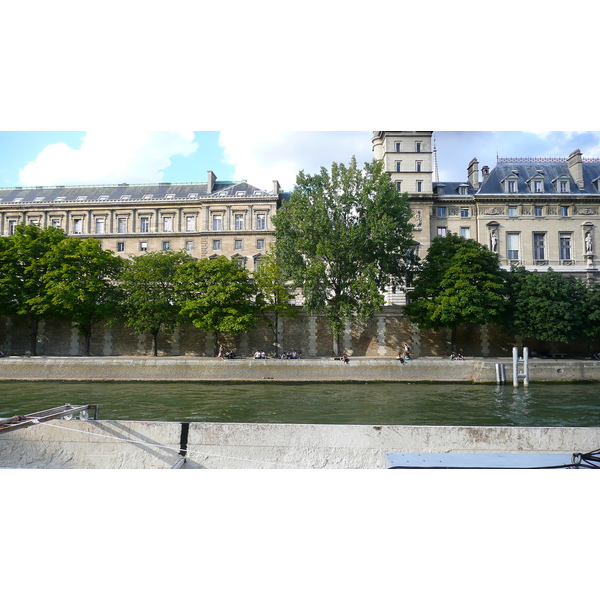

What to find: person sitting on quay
left=396, top=351, right=405, bottom=365
left=330, top=353, right=349, bottom=363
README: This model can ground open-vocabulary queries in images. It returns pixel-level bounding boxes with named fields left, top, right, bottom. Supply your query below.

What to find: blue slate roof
left=477, top=159, right=600, bottom=195
left=0, top=179, right=278, bottom=204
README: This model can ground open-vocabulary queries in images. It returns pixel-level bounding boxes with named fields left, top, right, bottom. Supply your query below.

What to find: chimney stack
left=481, top=165, right=490, bottom=181
left=467, top=158, right=480, bottom=190
left=207, top=170, right=217, bottom=194
left=567, top=150, right=585, bottom=189
left=273, top=180, right=281, bottom=195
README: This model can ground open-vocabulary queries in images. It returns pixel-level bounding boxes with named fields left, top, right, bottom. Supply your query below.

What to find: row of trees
left=2, top=157, right=599, bottom=357
left=0, top=224, right=297, bottom=356
left=405, top=233, right=600, bottom=350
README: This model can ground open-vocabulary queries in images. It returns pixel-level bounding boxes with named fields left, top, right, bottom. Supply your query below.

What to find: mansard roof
left=477, top=159, right=600, bottom=195
left=433, top=181, right=477, bottom=196
left=0, top=178, right=279, bottom=205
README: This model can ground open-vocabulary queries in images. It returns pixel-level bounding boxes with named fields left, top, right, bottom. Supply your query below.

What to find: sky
left=2, top=130, right=600, bottom=193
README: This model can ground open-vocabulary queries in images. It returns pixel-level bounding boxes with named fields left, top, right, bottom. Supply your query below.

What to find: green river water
left=2, top=380, right=600, bottom=427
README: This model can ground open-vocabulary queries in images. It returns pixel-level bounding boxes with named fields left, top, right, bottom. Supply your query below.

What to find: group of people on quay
left=396, top=344, right=411, bottom=364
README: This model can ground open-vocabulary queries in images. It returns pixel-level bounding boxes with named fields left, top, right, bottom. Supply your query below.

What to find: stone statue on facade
left=585, top=231, right=593, bottom=253
left=490, top=230, right=498, bottom=253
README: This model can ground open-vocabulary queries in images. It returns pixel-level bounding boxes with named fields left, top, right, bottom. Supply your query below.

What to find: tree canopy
left=175, top=255, right=258, bottom=354
left=273, top=156, right=414, bottom=354
left=405, top=234, right=508, bottom=341
left=505, top=267, right=589, bottom=344
left=0, top=224, right=68, bottom=354
left=43, top=237, right=124, bottom=355
left=120, top=250, right=194, bottom=356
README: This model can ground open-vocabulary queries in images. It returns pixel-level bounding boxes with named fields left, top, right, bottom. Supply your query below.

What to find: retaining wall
left=2, top=419, right=599, bottom=469
left=1, top=356, right=600, bottom=383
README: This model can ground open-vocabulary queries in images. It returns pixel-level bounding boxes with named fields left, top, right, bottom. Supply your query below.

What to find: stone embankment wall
left=1, top=356, right=600, bottom=383
left=2, top=309, right=597, bottom=358
left=2, top=419, right=599, bottom=469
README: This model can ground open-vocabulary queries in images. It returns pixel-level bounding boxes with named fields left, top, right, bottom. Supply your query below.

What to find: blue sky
left=2, top=131, right=600, bottom=193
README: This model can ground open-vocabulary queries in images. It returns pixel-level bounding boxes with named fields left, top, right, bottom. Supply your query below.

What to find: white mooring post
left=512, top=346, right=529, bottom=388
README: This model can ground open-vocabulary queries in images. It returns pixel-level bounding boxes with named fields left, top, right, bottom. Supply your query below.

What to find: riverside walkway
left=1, top=355, right=600, bottom=383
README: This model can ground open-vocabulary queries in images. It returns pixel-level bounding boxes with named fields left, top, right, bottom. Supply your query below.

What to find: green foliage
left=43, top=238, right=124, bottom=355
left=406, top=234, right=508, bottom=332
left=506, top=267, right=589, bottom=343
left=272, top=156, right=414, bottom=353
left=175, top=256, right=258, bottom=354
left=253, top=251, right=298, bottom=355
left=0, top=224, right=68, bottom=354
left=120, top=250, right=194, bottom=356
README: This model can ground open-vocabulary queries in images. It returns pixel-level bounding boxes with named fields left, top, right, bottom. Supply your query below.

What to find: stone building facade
left=373, top=131, right=600, bottom=283
left=0, top=172, right=283, bottom=270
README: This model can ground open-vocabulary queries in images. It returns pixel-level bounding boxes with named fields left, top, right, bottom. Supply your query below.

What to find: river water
left=2, top=380, right=600, bottom=427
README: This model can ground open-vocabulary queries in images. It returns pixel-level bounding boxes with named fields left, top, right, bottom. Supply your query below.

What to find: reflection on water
left=1, top=381, right=600, bottom=427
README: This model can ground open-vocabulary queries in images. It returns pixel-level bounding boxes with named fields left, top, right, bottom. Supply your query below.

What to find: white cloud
left=218, top=131, right=374, bottom=191
left=18, top=131, right=198, bottom=186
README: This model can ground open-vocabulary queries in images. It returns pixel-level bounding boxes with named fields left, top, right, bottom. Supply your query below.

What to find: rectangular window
left=417, top=181, right=423, bottom=192
left=560, top=181, right=568, bottom=193
left=508, top=206, right=517, bottom=217
left=560, top=234, right=571, bottom=260
left=507, top=233, right=519, bottom=260
left=162, top=241, right=171, bottom=251
left=118, top=218, right=127, bottom=233
left=185, top=216, right=195, bottom=232
left=117, top=242, right=125, bottom=252
left=460, top=227, right=470, bottom=239
left=140, top=217, right=150, bottom=233
left=51, top=218, right=61, bottom=228
left=436, top=206, right=447, bottom=218
left=560, top=206, right=569, bottom=217
left=212, top=214, right=222, bottom=231
left=256, top=214, right=266, bottom=230
left=163, top=216, right=173, bottom=232
left=212, top=239, right=221, bottom=250
left=460, top=208, right=469, bottom=218
left=395, top=161, right=401, bottom=172
left=395, top=142, right=401, bottom=152
left=234, top=239, right=243, bottom=250
left=534, top=206, right=543, bottom=217
left=507, top=181, right=516, bottom=193
left=235, top=214, right=244, bottom=230
left=95, top=218, right=105, bottom=234
left=396, top=182, right=402, bottom=192
left=140, top=242, right=148, bottom=252
left=185, top=241, right=194, bottom=252
left=437, top=227, right=447, bottom=237
left=415, top=142, right=421, bottom=153
left=8, top=220, right=18, bottom=235
left=256, top=238, right=265, bottom=250
left=533, top=233, right=545, bottom=260
left=534, top=180, right=542, bottom=192
left=73, top=219, right=83, bottom=234
left=416, top=161, right=422, bottom=172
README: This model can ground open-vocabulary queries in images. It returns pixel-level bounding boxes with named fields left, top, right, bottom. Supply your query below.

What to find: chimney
left=467, top=157, right=480, bottom=190
left=207, top=170, right=217, bottom=194
left=481, top=165, right=490, bottom=181
left=273, top=180, right=281, bottom=195
left=567, top=150, right=585, bottom=189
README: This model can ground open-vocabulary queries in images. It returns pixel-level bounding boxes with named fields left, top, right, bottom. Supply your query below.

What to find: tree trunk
left=152, top=330, right=158, bottom=357
left=213, top=331, right=219, bottom=356
left=273, top=312, right=279, bottom=357
left=84, top=330, right=92, bottom=356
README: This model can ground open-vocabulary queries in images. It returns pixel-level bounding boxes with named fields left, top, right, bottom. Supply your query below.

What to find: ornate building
left=373, top=131, right=600, bottom=285
left=0, top=171, right=284, bottom=270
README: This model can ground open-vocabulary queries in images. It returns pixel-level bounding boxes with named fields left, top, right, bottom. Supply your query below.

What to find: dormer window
left=98, top=195, right=109, bottom=200
left=502, top=173, right=519, bottom=193
left=165, top=194, right=176, bottom=199
left=187, top=193, right=198, bottom=198
left=235, top=191, right=246, bottom=196
left=553, top=176, right=570, bottom=193
left=143, top=194, right=153, bottom=199
left=458, top=184, right=469, bottom=195
left=120, top=195, right=131, bottom=200
left=76, top=196, right=87, bottom=201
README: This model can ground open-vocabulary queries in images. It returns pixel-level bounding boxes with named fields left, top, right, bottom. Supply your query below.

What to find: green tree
left=119, top=250, right=194, bottom=356
left=506, top=267, right=588, bottom=344
left=405, top=234, right=508, bottom=347
left=43, top=238, right=124, bottom=355
left=273, top=156, right=414, bottom=355
left=175, top=256, right=257, bottom=355
left=0, top=224, right=68, bottom=355
left=253, top=251, right=298, bottom=356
